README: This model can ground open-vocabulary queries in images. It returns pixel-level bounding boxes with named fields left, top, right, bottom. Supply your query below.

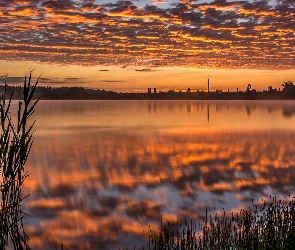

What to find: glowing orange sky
left=0, top=0, right=294, bottom=91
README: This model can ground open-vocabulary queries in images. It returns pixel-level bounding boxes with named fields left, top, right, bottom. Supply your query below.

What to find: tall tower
left=207, top=77, right=210, bottom=93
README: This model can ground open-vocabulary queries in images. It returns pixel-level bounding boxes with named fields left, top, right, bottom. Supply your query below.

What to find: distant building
left=148, top=88, right=151, bottom=94
left=154, top=88, right=157, bottom=93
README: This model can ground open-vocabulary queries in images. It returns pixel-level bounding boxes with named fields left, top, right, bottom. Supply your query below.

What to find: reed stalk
left=0, top=72, right=39, bottom=250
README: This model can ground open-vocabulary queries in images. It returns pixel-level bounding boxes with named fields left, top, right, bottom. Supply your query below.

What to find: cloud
left=0, top=76, right=85, bottom=86
left=151, top=0, right=167, bottom=4
left=38, top=77, right=85, bottom=85
left=0, top=0, right=294, bottom=69
left=100, top=80, right=125, bottom=82
left=135, top=68, right=157, bottom=72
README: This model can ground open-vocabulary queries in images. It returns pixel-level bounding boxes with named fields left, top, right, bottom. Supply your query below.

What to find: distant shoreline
left=2, top=84, right=295, bottom=100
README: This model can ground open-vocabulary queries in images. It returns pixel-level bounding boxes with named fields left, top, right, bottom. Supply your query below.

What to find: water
left=21, top=100, right=295, bottom=249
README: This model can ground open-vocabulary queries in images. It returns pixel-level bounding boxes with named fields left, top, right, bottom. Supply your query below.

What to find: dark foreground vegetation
left=123, top=195, right=295, bottom=250
left=1, top=81, right=295, bottom=100
left=0, top=73, right=38, bottom=249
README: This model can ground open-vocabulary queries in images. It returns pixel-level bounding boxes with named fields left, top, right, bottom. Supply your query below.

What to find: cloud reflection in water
left=23, top=100, right=295, bottom=249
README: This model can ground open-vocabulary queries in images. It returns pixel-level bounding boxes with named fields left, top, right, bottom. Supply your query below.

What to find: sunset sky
left=0, top=0, right=294, bottom=92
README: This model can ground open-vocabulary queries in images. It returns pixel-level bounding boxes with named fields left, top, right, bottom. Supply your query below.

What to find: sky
left=0, top=0, right=294, bottom=92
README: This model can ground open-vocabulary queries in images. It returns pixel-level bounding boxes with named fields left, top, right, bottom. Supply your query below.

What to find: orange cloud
left=0, top=0, right=294, bottom=69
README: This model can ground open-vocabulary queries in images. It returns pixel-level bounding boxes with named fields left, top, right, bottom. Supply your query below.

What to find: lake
left=21, top=100, right=295, bottom=249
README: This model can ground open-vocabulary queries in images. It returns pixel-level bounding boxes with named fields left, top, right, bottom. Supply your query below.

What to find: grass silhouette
left=123, top=195, right=295, bottom=250
left=0, top=72, right=39, bottom=249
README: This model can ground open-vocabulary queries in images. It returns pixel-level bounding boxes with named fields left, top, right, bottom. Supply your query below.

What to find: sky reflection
left=22, top=100, right=295, bottom=249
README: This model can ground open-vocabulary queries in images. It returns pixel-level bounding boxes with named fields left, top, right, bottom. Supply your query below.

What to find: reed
left=124, top=194, right=295, bottom=250
left=0, top=72, right=39, bottom=250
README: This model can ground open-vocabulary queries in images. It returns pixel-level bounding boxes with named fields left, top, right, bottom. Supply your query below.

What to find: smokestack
left=207, top=77, right=210, bottom=93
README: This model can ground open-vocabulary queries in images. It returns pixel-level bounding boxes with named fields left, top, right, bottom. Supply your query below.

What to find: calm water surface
left=21, top=100, right=295, bottom=249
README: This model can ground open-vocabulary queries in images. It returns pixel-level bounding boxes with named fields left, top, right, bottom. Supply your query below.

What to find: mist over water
left=22, top=100, right=295, bottom=249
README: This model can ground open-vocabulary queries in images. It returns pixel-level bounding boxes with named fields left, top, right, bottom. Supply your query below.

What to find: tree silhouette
left=247, top=84, right=252, bottom=91
left=282, top=81, right=294, bottom=91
